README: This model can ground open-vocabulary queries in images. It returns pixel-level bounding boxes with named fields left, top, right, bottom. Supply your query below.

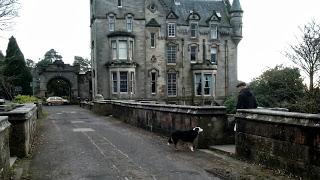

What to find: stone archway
left=46, top=77, right=72, bottom=99
left=34, top=60, right=80, bottom=102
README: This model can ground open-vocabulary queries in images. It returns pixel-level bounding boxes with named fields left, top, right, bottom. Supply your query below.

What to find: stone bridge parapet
left=83, top=100, right=234, bottom=148
left=235, top=109, right=320, bottom=179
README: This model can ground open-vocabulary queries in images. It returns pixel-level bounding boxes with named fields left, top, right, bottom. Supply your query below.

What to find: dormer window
left=190, top=23, right=198, bottom=38
left=118, top=0, right=122, bottom=7
left=167, top=23, right=176, bottom=37
left=210, top=24, right=218, bottom=39
left=108, top=15, right=115, bottom=32
left=126, top=16, right=133, bottom=32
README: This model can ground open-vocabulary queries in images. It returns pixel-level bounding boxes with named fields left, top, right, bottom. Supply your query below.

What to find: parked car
left=46, top=96, right=69, bottom=105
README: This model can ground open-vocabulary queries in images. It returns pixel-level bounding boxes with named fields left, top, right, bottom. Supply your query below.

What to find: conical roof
left=230, top=0, right=243, bottom=12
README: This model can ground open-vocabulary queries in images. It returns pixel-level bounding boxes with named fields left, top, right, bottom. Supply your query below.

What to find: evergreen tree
left=36, top=49, right=63, bottom=67
left=4, top=36, right=32, bottom=98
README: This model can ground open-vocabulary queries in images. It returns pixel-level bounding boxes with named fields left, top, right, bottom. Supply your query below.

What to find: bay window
left=194, top=72, right=215, bottom=96
left=111, top=70, right=135, bottom=94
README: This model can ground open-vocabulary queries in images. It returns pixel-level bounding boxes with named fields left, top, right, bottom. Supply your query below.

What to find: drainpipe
left=203, top=39, right=206, bottom=62
left=181, top=38, right=185, bottom=104
left=225, top=40, right=228, bottom=96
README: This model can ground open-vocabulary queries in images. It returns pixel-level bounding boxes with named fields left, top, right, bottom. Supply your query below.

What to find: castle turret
left=230, top=0, right=243, bottom=45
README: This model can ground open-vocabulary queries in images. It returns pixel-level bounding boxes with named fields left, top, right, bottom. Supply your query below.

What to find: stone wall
left=0, top=104, right=38, bottom=158
left=235, top=109, right=320, bottom=179
left=88, top=100, right=231, bottom=148
left=0, top=116, right=10, bottom=180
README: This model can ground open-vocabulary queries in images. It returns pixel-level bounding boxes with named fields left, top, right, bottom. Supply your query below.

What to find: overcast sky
left=1, top=0, right=320, bottom=83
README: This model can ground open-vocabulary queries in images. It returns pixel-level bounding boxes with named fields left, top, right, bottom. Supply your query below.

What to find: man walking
left=236, top=82, right=258, bottom=109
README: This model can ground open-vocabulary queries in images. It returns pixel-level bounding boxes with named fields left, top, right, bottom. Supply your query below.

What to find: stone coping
left=0, top=104, right=37, bottom=121
left=94, top=100, right=226, bottom=115
left=0, top=116, right=10, bottom=131
left=236, top=108, right=320, bottom=127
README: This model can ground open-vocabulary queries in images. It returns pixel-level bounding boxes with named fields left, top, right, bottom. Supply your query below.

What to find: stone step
left=209, top=145, right=235, bottom=157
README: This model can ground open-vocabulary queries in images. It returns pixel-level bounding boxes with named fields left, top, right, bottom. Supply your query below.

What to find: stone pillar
left=0, top=104, right=38, bottom=158
left=0, top=116, right=10, bottom=180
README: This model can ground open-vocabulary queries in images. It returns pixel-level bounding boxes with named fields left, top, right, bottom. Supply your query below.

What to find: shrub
left=224, top=95, right=237, bottom=114
left=13, top=95, right=39, bottom=104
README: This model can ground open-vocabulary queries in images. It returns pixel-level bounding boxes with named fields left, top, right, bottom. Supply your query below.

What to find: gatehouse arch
left=33, top=60, right=92, bottom=103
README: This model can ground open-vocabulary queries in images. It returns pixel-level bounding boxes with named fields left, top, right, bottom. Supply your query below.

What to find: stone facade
left=90, top=0, right=243, bottom=105
left=235, top=109, right=320, bottom=179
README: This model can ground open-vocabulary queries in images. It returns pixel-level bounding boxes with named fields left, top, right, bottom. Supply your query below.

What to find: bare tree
left=285, top=20, right=320, bottom=92
left=0, top=0, right=19, bottom=30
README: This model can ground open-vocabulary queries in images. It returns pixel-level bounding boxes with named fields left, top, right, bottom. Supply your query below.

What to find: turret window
left=118, top=0, right=122, bottom=7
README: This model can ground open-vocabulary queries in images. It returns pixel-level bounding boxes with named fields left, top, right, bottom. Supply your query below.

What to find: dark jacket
left=236, top=88, right=258, bottom=109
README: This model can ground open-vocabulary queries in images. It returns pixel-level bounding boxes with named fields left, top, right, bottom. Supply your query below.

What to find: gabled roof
left=158, top=0, right=231, bottom=26
left=146, top=18, right=161, bottom=27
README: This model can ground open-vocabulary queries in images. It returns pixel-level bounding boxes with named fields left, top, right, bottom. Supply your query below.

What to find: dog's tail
left=167, top=137, right=173, bottom=145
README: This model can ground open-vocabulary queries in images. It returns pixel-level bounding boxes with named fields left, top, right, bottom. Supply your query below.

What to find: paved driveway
left=28, top=105, right=220, bottom=180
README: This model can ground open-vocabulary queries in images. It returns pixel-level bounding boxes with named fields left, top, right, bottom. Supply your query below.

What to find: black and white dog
left=167, top=127, right=203, bottom=152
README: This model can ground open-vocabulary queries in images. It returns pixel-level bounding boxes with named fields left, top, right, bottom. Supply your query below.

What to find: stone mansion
left=90, top=0, right=243, bottom=105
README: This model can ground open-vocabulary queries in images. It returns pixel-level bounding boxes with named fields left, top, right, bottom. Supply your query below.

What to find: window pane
left=127, top=17, right=132, bottom=32
left=204, top=74, right=212, bottom=95
left=151, top=72, right=156, bottom=94
left=129, top=41, right=133, bottom=60
left=112, top=41, right=117, bottom=59
left=109, top=16, right=115, bottom=31
left=151, top=33, right=155, bottom=48
left=210, top=47, right=217, bottom=63
left=191, top=23, right=197, bottom=38
left=119, top=41, right=127, bottom=60
left=130, top=72, right=134, bottom=94
left=112, top=72, right=117, bottom=93
left=195, top=73, right=202, bottom=95
left=120, top=72, right=128, bottom=92
left=167, top=45, right=176, bottom=63
left=210, top=24, right=217, bottom=39
left=167, top=73, right=177, bottom=96
left=190, top=46, right=196, bottom=62
left=118, top=0, right=122, bottom=6
left=168, top=24, right=175, bottom=37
